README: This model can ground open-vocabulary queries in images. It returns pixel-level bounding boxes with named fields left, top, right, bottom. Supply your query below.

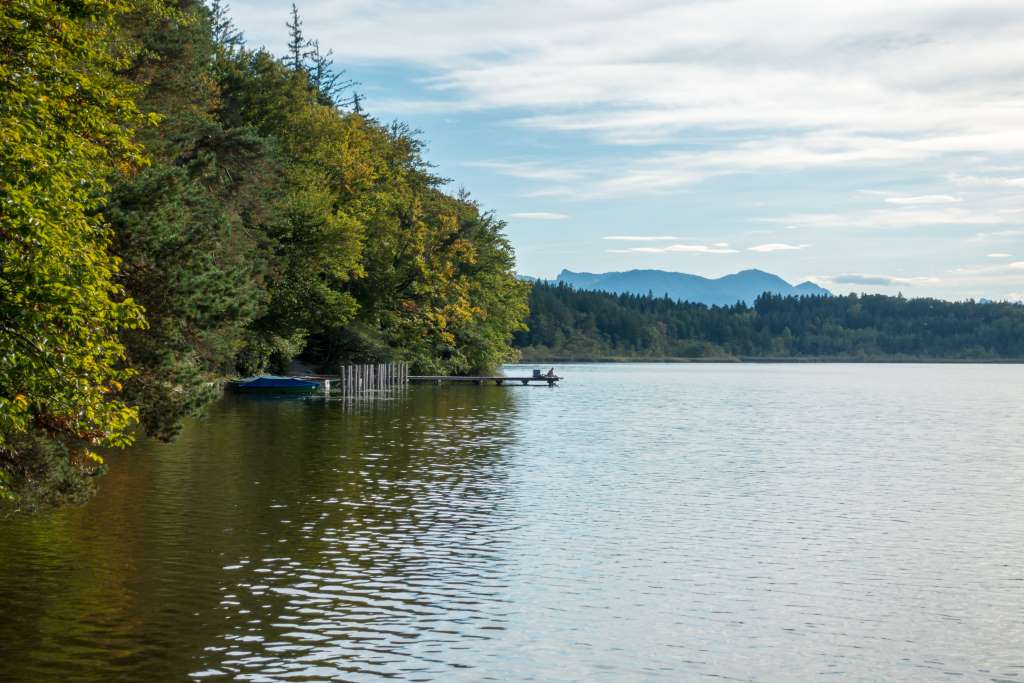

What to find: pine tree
left=285, top=3, right=305, bottom=72
left=209, top=0, right=244, bottom=51
left=305, top=39, right=357, bottom=108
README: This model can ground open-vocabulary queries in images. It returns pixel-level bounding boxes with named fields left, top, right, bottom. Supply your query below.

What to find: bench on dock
left=409, top=375, right=562, bottom=386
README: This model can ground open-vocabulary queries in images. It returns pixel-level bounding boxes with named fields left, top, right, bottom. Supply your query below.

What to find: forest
left=516, top=282, right=1024, bottom=361
left=1, top=0, right=528, bottom=508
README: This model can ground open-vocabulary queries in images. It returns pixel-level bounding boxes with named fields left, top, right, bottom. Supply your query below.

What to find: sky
left=228, top=0, right=1024, bottom=301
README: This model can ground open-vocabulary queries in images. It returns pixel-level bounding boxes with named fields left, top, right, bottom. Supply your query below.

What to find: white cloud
left=884, top=194, right=961, bottom=205
left=967, top=229, right=1024, bottom=242
left=602, top=235, right=679, bottom=241
left=827, top=273, right=941, bottom=286
left=764, top=207, right=1013, bottom=230
left=232, top=0, right=1024, bottom=192
left=988, top=252, right=1012, bottom=258
left=748, top=243, right=810, bottom=252
left=464, top=161, right=583, bottom=183
left=949, top=261, right=1024, bottom=275
left=950, top=174, right=1024, bottom=188
left=509, top=212, right=570, bottom=220
left=607, top=243, right=738, bottom=254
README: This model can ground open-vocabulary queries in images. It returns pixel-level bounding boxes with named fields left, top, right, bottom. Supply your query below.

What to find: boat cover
left=235, top=375, right=319, bottom=390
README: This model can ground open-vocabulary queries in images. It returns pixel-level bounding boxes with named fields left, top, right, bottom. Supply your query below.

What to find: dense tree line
left=517, top=282, right=1024, bottom=361
left=1, top=0, right=527, bottom=508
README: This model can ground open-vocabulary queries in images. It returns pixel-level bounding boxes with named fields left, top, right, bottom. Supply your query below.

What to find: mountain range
left=554, top=268, right=831, bottom=306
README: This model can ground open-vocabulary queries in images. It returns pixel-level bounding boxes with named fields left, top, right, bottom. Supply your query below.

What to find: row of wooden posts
left=330, top=362, right=410, bottom=396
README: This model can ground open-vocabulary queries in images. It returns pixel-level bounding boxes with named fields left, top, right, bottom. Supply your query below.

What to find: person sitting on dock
left=546, top=367, right=556, bottom=378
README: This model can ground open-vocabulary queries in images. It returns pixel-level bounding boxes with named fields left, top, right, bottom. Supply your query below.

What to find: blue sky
left=228, top=0, right=1024, bottom=300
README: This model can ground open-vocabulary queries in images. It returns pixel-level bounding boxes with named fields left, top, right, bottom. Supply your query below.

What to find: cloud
left=884, top=194, right=961, bottom=205
left=464, top=161, right=583, bottom=183
left=509, top=212, right=569, bottom=220
left=829, top=273, right=941, bottom=286
left=602, top=235, right=679, bottom=241
left=967, top=229, right=1024, bottom=243
left=988, top=252, right=1012, bottom=258
left=950, top=261, right=1024, bottom=275
left=607, top=243, right=738, bottom=254
left=950, top=174, right=1024, bottom=188
left=228, top=0, right=1024, bottom=208
left=748, top=243, right=810, bottom=252
left=764, top=207, right=1014, bottom=230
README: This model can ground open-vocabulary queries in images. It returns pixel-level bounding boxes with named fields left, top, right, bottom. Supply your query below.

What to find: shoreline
left=515, top=355, right=1024, bottom=364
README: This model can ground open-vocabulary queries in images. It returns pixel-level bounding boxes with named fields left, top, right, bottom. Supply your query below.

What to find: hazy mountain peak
left=555, top=268, right=830, bottom=306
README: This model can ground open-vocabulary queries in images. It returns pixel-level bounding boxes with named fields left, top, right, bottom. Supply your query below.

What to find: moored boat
left=230, top=375, right=320, bottom=394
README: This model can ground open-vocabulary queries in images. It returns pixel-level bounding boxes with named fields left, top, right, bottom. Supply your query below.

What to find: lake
left=1, top=363, right=1022, bottom=681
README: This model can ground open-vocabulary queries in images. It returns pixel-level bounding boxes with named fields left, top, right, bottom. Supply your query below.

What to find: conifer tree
left=209, top=0, right=244, bottom=51
left=305, top=38, right=357, bottom=108
left=285, top=3, right=305, bottom=71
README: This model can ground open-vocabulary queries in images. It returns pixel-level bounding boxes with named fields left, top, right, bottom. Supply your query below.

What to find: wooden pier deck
left=284, top=364, right=562, bottom=393
left=410, top=375, right=562, bottom=386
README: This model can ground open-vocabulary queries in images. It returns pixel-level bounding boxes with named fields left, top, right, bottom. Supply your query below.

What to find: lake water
left=1, top=363, right=1023, bottom=682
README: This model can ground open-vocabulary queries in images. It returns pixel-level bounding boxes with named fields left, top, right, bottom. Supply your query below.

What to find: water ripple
left=1, top=365, right=1022, bottom=681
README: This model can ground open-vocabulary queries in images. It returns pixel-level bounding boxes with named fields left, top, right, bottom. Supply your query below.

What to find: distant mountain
left=555, top=268, right=830, bottom=306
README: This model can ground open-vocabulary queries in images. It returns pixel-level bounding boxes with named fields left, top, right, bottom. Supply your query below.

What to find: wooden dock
left=409, top=375, right=562, bottom=386
left=292, top=364, right=562, bottom=395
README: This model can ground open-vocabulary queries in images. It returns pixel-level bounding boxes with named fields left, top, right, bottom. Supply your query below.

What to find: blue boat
left=231, top=375, right=320, bottom=394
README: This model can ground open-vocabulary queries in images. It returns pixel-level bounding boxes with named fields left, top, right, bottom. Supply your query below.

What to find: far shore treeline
left=1, top=0, right=527, bottom=508
left=516, top=282, right=1024, bottom=362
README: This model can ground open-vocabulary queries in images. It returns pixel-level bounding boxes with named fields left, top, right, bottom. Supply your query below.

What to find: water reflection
left=198, top=389, right=521, bottom=680
left=0, top=386, right=522, bottom=681
left=2, top=365, right=1023, bottom=682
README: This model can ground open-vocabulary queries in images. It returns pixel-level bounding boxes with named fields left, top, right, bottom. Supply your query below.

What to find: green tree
left=108, top=0, right=271, bottom=439
left=0, top=0, right=148, bottom=505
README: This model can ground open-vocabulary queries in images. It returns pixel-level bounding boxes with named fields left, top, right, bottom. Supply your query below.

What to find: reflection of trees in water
left=198, top=386, right=523, bottom=680
left=0, top=387, right=521, bottom=681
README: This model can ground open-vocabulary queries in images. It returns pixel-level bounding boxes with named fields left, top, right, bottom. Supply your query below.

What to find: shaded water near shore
left=1, top=364, right=1023, bottom=681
